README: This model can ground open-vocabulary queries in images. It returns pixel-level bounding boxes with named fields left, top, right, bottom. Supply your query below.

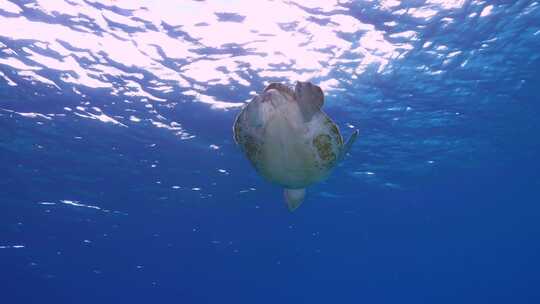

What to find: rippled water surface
left=1, top=0, right=540, bottom=303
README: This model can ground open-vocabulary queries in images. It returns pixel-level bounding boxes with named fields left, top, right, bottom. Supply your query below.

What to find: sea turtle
left=233, top=81, right=358, bottom=211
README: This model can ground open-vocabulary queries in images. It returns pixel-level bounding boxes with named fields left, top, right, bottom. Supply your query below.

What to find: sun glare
left=0, top=0, right=458, bottom=109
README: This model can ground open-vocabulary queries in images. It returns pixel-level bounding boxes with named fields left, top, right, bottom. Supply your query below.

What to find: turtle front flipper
left=294, top=81, right=324, bottom=122
left=338, top=129, right=359, bottom=161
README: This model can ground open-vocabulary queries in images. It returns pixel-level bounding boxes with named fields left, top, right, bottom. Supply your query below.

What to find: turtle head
left=260, top=82, right=295, bottom=108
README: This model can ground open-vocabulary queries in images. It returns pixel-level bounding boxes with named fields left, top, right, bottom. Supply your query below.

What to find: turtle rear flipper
left=284, top=188, right=305, bottom=212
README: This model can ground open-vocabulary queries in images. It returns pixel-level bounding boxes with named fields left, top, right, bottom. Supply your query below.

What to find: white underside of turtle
left=233, top=81, right=358, bottom=211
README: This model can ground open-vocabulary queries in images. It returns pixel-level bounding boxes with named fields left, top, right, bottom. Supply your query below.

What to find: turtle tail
left=284, top=188, right=306, bottom=211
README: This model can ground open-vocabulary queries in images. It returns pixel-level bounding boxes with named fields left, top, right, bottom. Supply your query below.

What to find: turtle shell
left=233, top=82, right=344, bottom=188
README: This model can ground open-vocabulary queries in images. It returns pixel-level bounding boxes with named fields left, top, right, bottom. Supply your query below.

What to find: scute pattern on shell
left=233, top=109, right=263, bottom=169
left=320, top=114, right=343, bottom=146
left=313, top=133, right=337, bottom=169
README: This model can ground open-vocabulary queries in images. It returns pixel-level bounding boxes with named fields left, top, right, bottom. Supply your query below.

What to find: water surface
left=1, top=0, right=539, bottom=303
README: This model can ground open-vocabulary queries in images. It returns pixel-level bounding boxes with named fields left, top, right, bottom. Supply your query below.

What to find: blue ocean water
left=1, top=0, right=540, bottom=302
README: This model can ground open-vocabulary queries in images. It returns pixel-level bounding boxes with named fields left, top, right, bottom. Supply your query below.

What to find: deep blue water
left=1, top=0, right=540, bottom=303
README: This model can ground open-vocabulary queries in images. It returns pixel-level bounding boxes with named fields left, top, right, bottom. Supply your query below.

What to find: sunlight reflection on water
left=0, top=0, right=538, bottom=186
left=0, top=0, right=412, bottom=109
left=1, top=0, right=526, bottom=116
